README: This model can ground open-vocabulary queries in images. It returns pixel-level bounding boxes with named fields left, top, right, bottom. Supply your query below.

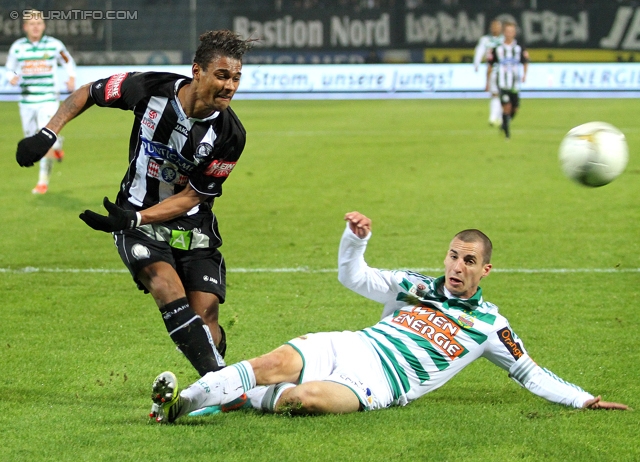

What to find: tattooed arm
left=45, top=83, right=95, bottom=134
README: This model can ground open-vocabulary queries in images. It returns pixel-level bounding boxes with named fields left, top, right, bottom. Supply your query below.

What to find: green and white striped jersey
left=5, top=35, right=76, bottom=104
left=338, top=225, right=593, bottom=409
left=473, top=34, right=504, bottom=69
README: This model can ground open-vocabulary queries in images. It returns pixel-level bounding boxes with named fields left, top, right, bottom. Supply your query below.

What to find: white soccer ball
left=558, top=121, right=628, bottom=187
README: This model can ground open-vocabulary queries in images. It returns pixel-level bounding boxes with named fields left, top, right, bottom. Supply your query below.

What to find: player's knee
left=277, top=384, right=324, bottom=414
left=197, top=298, right=219, bottom=325
left=138, top=266, right=183, bottom=301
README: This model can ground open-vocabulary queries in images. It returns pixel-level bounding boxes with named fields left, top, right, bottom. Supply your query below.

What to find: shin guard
left=160, top=298, right=225, bottom=376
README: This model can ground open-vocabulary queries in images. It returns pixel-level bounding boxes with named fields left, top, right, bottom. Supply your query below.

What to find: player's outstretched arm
left=16, top=83, right=95, bottom=167
left=46, top=83, right=95, bottom=134
left=583, top=396, right=630, bottom=411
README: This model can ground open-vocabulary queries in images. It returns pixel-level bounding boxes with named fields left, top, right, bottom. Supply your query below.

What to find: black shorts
left=499, top=90, right=520, bottom=109
left=113, top=226, right=226, bottom=302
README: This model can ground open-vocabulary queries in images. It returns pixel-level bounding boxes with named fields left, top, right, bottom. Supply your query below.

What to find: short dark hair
left=453, top=229, right=493, bottom=264
left=194, top=30, right=254, bottom=71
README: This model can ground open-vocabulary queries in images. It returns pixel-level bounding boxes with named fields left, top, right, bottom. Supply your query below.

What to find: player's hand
left=583, top=396, right=630, bottom=411
left=66, top=76, right=76, bottom=93
left=344, top=211, right=371, bottom=239
left=79, top=197, right=141, bottom=233
left=16, top=128, right=57, bottom=167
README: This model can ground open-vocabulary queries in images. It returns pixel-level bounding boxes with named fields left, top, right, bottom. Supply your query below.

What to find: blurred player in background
left=5, top=10, right=76, bottom=194
left=148, top=211, right=628, bottom=423
left=474, top=19, right=503, bottom=127
left=16, top=30, right=253, bottom=378
left=487, top=22, right=528, bottom=139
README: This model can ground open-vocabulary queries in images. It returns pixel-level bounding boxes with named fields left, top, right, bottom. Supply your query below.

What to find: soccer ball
left=558, top=121, right=628, bottom=187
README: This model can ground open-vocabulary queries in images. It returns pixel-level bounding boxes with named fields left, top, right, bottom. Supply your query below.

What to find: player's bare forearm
left=139, top=184, right=207, bottom=225
left=45, top=83, right=95, bottom=134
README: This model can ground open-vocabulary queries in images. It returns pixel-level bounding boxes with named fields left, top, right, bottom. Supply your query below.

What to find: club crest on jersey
left=194, top=143, right=213, bottom=165
left=457, top=314, right=475, bottom=329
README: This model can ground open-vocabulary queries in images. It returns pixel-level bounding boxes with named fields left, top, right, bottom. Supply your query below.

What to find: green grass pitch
left=1, top=97, right=638, bottom=461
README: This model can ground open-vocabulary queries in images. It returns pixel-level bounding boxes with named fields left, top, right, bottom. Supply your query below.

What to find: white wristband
left=135, top=212, right=142, bottom=227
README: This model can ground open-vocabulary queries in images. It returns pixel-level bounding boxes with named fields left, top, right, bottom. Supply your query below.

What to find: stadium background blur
left=1, top=0, right=639, bottom=66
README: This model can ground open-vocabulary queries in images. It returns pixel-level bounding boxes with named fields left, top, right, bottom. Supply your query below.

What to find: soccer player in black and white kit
left=486, top=22, right=528, bottom=139
left=15, top=30, right=253, bottom=377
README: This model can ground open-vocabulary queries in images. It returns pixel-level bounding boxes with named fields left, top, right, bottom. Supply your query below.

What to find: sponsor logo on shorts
left=131, top=243, right=150, bottom=260
left=497, top=327, right=524, bottom=360
left=392, top=306, right=465, bottom=359
left=203, top=275, right=219, bottom=284
left=338, top=374, right=372, bottom=405
left=105, top=73, right=128, bottom=102
left=204, top=159, right=236, bottom=178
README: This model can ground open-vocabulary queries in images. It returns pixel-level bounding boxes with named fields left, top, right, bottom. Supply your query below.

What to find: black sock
left=159, top=298, right=225, bottom=376
left=217, top=325, right=227, bottom=358
left=502, top=114, right=511, bottom=138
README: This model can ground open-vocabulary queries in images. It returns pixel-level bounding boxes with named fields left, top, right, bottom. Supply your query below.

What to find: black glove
left=16, top=128, right=57, bottom=167
left=79, top=197, right=140, bottom=232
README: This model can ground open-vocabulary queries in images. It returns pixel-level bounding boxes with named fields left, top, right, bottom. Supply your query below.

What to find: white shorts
left=18, top=101, right=62, bottom=150
left=287, top=331, right=393, bottom=411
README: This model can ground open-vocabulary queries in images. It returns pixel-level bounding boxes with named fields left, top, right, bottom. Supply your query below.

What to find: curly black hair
left=194, top=30, right=254, bottom=70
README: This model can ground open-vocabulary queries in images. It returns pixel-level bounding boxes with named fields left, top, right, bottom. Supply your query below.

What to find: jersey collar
left=433, top=275, right=483, bottom=309
left=174, top=78, right=220, bottom=122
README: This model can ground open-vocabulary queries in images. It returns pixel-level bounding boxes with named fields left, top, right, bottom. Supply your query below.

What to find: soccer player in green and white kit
left=474, top=19, right=504, bottom=127
left=149, top=211, right=628, bottom=422
left=5, top=10, right=76, bottom=194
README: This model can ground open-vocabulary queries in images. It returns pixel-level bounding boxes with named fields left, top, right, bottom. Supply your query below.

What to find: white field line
left=0, top=267, right=638, bottom=274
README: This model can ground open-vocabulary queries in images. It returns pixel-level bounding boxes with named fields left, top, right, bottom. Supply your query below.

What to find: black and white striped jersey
left=89, top=72, right=246, bottom=215
left=487, top=41, right=529, bottom=92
